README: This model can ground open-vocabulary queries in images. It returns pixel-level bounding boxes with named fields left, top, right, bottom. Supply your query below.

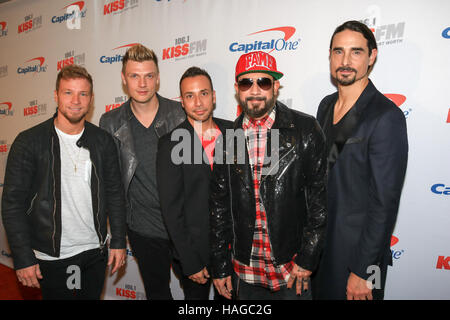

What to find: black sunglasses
left=237, top=77, right=273, bottom=91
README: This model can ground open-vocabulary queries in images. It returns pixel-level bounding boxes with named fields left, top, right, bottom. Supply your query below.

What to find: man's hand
left=213, top=276, right=233, bottom=299
left=108, top=248, right=126, bottom=275
left=16, top=264, right=42, bottom=288
left=346, top=272, right=373, bottom=300
left=189, top=267, right=210, bottom=284
left=287, top=263, right=312, bottom=295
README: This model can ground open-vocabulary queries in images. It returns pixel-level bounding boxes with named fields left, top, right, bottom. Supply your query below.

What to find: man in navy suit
left=314, top=20, right=408, bottom=300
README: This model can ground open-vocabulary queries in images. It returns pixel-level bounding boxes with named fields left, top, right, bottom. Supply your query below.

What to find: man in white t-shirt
left=2, top=65, right=127, bottom=299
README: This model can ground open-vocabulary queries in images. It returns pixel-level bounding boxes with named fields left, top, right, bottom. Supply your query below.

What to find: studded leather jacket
left=209, top=101, right=328, bottom=279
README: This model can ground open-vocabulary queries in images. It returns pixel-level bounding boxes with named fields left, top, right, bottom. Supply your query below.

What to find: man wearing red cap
left=210, top=51, right=328, bottom=300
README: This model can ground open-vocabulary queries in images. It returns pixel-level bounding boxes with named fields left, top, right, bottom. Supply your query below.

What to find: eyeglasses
left=237, top=77, right=273, bottom=91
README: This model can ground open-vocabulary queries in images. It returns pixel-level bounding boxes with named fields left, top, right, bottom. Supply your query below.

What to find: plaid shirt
left=233, top=107, right=295, bottom=291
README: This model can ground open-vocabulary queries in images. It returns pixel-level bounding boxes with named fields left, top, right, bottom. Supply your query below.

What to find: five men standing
left=1, top=19, right=408, bottom=300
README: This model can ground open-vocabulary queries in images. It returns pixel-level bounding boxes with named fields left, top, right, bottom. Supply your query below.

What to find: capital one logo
left=442, top=27, right=450, bottom=39
left=0, top=102, right=13, bottom=117
left=52, top=1, right=87, bottom=30
left=17, top=57, right=48, bottom=75
left=99, top=43, right=140, bottom=64
left=390, top=235, right=404, bottom=260
left=229, top=26, right=301, bottom=53
left=447, top=108, right=450, bottom=123
left=431, top=183, right=450, bottom=195
left=384, top=93, right=412, bottom=119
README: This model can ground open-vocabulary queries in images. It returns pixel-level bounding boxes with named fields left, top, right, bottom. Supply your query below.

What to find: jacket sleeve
left=102, top=132, right=127, bottom=249
left=349, top=107, right=408, bottom=280
left=209, top=136, right=233, bottom=279
left=296, top=119, right=328, bottom=272
left=1, top=132, right=38, bottom=270
left=156, top=136, right=204, bottom=277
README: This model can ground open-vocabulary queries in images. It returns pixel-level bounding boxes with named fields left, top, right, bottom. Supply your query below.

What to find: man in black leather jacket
left=99, top=44, right=185, bottom=299
left=210, top=51, right=328, bottom=300
left=1, top=65, right=126, bottom=299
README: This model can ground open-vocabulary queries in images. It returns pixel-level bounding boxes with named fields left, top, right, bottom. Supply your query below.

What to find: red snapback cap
left=235, top=51, right=283, bottom=81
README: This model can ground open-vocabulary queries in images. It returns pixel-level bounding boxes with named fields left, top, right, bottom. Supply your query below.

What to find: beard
left=333, top=66, right=358, bottom=86
left=239, top=94, right=276, bottom=119
left=58, top=107, right=89, bottom=124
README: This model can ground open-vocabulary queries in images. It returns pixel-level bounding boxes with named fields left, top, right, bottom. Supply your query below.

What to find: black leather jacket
left=1, top=116, right=126, bottom=270
left=209, top=101, right=327, bottom=279
left=99, top=94, right=185, bottom=221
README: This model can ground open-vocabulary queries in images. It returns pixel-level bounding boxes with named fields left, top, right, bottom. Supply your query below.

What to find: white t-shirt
left=34, top=127, right=100, bottom=260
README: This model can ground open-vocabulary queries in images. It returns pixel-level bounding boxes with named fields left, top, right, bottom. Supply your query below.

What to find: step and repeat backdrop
left=0, top=0, right=449, bottom=300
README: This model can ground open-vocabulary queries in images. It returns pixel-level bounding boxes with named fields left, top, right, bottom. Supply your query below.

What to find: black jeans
left=231, top=272, right=312, bottom=300
left=37, top=248, right=107, bottom=300
left=127, top=228, right=173, bottom=300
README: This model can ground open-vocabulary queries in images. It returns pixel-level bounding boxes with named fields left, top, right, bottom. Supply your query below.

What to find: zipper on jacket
left=263, top=146, right=295, bottom=182
left=91, top=161, right=104, bottom=249
left=51, top=136, right=57, bottom=254
left=26, top=193, right=37, bottom=216
left=228, top=164, right=236, bottom=256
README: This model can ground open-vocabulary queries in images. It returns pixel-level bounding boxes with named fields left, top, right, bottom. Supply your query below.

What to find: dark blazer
left=156, top=117, right=233, bottom=277
left=314, top=80, right=408, bottom=299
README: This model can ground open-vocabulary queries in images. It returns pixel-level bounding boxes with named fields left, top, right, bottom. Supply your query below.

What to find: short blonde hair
left=56, top=64, right=93, bottom=93
left=122, top=44, right=159, bottom=74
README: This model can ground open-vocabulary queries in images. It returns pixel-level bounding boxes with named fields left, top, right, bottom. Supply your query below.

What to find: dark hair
left=330, top=20, right=378, bottom=56
left=179, top=66, right=213, bottom=94
left=56, top=64, right=93, bottom=93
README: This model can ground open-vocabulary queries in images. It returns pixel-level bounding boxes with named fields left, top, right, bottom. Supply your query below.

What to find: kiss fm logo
left=0, top=102, right=13, bottom=117
left=105, top=95, right=128, bottom=112
left=229, top=26, right=301, bottom=54
left=162, top=35, right=207, bottom=61
left=116, top=283, right=145, bottom=300
left=0, top=21, right=8, bottom=37
left=18, top=14, right=43, bottom=34
left=384, top=94, right=412, bottom=119
left=24, top=99, right=47, bottom=117
left=17, top=57, right=48, bottom=75
left=360, top=6, right=405, bottom=46
left=57, top=50, right=86, bottom=71
left=390, top=235, right=404, bottom=260
left=100, top=43, right=140, bottom=64
left=436, top=256, right=450, bottom=270
left=104, top=0, right=139, bottom=15
left=51, top=1, right=87, bottom=24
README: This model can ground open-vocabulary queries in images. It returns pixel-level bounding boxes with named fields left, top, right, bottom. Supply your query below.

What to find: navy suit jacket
left=314, top=80, right=408, bottom=299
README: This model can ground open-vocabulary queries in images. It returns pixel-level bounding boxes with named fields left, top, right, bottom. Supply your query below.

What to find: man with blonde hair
left=2, top=65, right=127, bottom=299
left=100, top=44, right=185, bottom=299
